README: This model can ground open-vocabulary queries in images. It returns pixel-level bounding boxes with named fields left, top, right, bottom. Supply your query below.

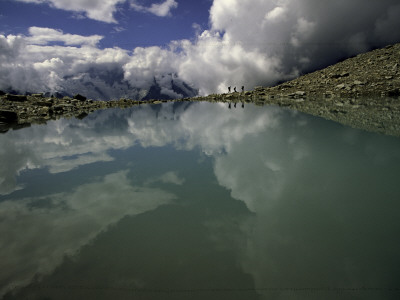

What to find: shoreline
left=1, top=43, right=400, bottom=136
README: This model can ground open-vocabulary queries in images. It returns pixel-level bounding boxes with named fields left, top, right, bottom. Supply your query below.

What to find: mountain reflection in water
left=1, top=101, right=400, bottom=300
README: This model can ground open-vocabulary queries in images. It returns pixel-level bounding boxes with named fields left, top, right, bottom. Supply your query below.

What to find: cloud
left=3, top=101, right=400, bottom=297
left=126, top=102, right=400, bottom=297
left=0, top=110, right=134, bottom=194
left=27, top=27, right=103, bottom=46
left=159, top=171, right=185, bottom=185
left=374, top=4, right=400, bottom=44
left=0, top=169, right=174, bottom=297
left=0, top=30, right=135, bottom=98
left=0, top=102, right=279, bottom=195
left=46, top=152, right=115, bottom=173
left=134, top=0, right=400, bottom=94
left=209, top=0, right=400, bottom=73
left=264, top=6, right=287, bottom=23
left=224, top=124, right=400, bottom=299
left=3, top=0, right=400, bottom=98
left=150, top=171, right=186, bottom=185
left=123, top=46, right=180, bottom=90
left=13, top=0, right=179, bottom=22
left=14, top=0, right=125, bottom=23
left=0, top=134, right=41, bottom=195
left=0, top=28, right=198, bottom=99
left=130, top=0, right=178, bottom=17
left=174, top=31, right=284, bottom=95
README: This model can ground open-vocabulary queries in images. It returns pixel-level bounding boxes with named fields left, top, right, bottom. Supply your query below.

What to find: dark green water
left=1, top=101, right=400, bottom=299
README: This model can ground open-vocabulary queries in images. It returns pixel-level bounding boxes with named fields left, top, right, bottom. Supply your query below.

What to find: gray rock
left=0, top=110, right=18, bottom=122
left=73, top=94, right=87, bottom=101
left=31, top=93, right=44, bottom=98
left=335, top=84, right=346, bottom=89
left=52, top=104, right=74, bottom=112
left=35, top=100, right=53, bottom=107
left=6, top=94, right=27, bottom=102
left=388, top=88, right=400, bottom=97
left=331, top=72, right=350, bottom=79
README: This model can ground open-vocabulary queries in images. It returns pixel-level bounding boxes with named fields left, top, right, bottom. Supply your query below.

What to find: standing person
left=241, top=86, right=244, bottom=92
left=228, top=86, right=231, bottom=93
left=234, top=87, right=237, bottom=92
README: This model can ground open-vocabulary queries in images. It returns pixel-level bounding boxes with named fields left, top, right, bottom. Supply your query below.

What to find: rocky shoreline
left=0, top=93, right=164, bottom=133
left=1, top=43, right=400, bottom=136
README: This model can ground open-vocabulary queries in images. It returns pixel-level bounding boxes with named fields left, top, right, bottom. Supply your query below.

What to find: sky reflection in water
left=1, top=102, right=400, bottom=300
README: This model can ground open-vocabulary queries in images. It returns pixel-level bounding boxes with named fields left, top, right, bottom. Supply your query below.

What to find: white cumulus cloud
left=14, top=0, right=125, bottom=23
left=130, top=0, right=178, bottom=17
left=27, top=27, right=103, bottom=46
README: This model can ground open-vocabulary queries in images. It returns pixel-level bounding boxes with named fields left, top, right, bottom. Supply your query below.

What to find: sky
left=1, top=0, right=400, bottom=99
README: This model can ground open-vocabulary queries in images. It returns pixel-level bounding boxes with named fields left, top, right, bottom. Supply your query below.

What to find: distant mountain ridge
left=2, top=71, right=198, bottom=101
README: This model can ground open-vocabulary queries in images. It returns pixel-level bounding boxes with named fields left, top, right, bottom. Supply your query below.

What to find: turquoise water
left=1, top=101, right=400, bottom=299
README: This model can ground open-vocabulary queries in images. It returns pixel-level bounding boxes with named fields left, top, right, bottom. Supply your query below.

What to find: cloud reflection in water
left=1, top=102, right=400, bottom=299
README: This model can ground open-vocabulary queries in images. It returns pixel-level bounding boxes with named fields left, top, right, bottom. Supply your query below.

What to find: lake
left=1, top=101, right=400, bottom=299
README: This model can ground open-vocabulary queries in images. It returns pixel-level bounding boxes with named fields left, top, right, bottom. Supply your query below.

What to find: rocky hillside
left=262, top=43, right=400, bottom=99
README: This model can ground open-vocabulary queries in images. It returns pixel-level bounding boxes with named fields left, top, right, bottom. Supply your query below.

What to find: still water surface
left=1, top=101, right=400, bottom=299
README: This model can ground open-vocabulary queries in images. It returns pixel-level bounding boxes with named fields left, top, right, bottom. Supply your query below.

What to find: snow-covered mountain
left=55, top=70, right=197, bottom=100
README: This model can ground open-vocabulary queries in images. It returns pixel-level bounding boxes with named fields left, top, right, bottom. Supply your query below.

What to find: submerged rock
left=0, top=110, right=18, bottom=122
left=0, top=110, right=19, bottom=133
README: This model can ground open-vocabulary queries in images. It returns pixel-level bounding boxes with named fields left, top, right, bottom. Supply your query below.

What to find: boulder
left=340, top=71, right=350, bottom=77
left=388, top=88, right=400, bottom=97
left=76, top=112, right=88, bottom=120
left=0, top=110, right=18, bottom=123
left=335, top=84, right=346, bottom=90
left=330, top=72, right=350, bottom=79
left=6, top=94, right=27, bottom=102
left=73, top=94, right=87, bottom=101
left=34, top=100, right=53, bottom=107
left=31, top=93, right=44, bottom=98
left=52, top=104, right=75, bottom=113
